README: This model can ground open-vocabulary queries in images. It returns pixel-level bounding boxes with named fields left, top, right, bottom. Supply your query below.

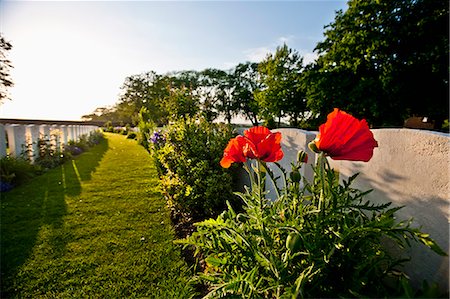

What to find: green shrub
left=180, top=154, right=446, bottom=298
left=34, top=136, right=68, bottom=169
left=87, top=130, right=104, bottom=146
left=153, top=118, right=239, bottom=220
left=137, top=107, right=156, bottom=151
left=0, top=156, right=40, bottom=190
left=102, top=121, right=113, bottom=132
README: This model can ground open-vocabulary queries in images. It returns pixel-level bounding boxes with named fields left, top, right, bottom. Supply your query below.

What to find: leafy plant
left=0, top=131, right=104, bottom=192
left=153, top=117, right=239, bottom=220
left=87, top=130, right=104, bottom=146
left=0, top=156, right=40, bottom=190
left=34, top=135, right=68, bottom=169
left=65, top=131, right=104, bottom=156
left=178, top=116, right=445, bottom=298
left=181, top=155, right=445, bottom=298
left=137, top=107, right=156, bottom=151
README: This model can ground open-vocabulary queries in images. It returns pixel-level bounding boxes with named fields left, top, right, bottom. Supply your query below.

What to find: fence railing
left=0, top=119, right=100, bottom=160
left=262, top=127, right=449, bottom=291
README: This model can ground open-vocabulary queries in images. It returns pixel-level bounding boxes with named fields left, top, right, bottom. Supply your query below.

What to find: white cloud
left=277, top=35, right=295, bottom=45
left=300, top=50, right=319, bottom=65
left=223, top=61, right=238, bottom=70
left=243, top=35, right=298, bottom=63
left=242, top=44, right=318, bottom=66
left=243, top=46, right=272, bottom=62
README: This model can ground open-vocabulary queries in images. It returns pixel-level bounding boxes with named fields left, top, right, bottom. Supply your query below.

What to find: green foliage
left=232, top=62, right=261, bottom=126
left=199, top=68, right=239, bottom=124
left=1, top=131, right=104, bottom=191
left=34, top=136, right=69, bottom=169
left=442, top=119, right=449, bottom=133
left=137, top=107, right=155, bottom=150
left=66, top=131, right=104, bottom=152
left=86, top=130, right=105, bottom=146
left=153, top=118, right=238, bottom=219
left=103, top=120, right=114, bottom=132
left=304, top=0, right=449, bottom=128
left=165, top=85, right=200, bottom=121
left=180, top=154, right=446, bottom=298
left=256, top=44, right=307, bottom=127
left=0, top=156, right=40, bottom=187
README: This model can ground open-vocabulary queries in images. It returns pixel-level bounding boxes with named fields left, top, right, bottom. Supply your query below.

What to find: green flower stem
left=318, top=152, right=325, bottom=213
left=257, top=160, right=266, bottom=232
left=260, top=162, right=282, bottom=200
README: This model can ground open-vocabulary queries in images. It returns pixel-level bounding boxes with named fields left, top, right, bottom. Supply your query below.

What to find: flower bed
left=177, top=109, right=446, bottom=298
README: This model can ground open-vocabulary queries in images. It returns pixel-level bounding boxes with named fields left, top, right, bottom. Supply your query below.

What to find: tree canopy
left=256, top=44, right=306, bottom=127
left=304, top=0, right=449, bottom=127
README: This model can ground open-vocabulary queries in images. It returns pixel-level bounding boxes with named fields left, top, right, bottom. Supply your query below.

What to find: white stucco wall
left=326, top=129, right=449, bottom=291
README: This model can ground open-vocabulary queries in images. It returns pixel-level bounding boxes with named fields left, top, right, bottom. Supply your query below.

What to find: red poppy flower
left=220, top=136, right=248, bottom=168
left=243, top=126, right=284, bottom=162
left=220, top=126, right=284, bottom=168
left=314, top=108, right=378, bottom=162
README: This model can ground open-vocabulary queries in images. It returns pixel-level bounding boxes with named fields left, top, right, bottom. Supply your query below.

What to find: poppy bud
left=286, top=232, right=302, bottom=252
left=297, top=151, right=308, bottom=163
left=308, top=141, right=320, bottom=153
left=290, top=169, right=301, bottom=183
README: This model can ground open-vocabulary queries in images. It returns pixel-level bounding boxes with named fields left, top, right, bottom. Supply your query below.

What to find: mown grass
left=1, top=133, right=194, bottom=298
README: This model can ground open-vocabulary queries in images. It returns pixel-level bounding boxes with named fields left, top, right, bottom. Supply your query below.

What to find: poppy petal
left=220, top=136, right=248, bottom=168
left=315, top=109, right=378, bottom=162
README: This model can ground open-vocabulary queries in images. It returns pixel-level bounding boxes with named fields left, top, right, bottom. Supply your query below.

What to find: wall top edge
left=237, top=127, right=448, bottom=138
left=0, top=118, right=101, bottom=126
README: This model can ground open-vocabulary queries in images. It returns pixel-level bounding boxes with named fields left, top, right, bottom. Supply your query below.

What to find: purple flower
left=65, top=145, right=83, bottom=156
left=0, top=181, right=14, bottom=192
left=150, top=131, right=165, bottom=145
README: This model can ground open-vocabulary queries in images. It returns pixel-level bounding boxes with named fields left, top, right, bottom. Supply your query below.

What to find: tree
left=118, top=72, right=170, bottom=126
left=198, top=68, right=239, bottom=124
left=255, top=44, right=307, bottom=127
left=197, top=69, right=224, bottom=122
left=0, top=34, right=13, bottom=105
left=305, top=0, right=449, bottom=128
left=165, top=85, right=200, bottom=121
left=232, top=62, right=261, bottom=126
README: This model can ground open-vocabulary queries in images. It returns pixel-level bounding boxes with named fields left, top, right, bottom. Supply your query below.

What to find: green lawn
left=1, top=133, right=194, bottom=298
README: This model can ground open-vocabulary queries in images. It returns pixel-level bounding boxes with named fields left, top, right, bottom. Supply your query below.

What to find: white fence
left=0, top=120, right=99, bottom=161
left=259, top=128, right=449, bottom=292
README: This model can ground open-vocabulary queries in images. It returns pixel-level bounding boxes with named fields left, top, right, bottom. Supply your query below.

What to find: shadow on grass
left=0, top=138, right=109, bottom=297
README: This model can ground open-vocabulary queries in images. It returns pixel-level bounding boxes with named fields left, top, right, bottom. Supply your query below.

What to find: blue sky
left=0, top=1, right=348, bottom=121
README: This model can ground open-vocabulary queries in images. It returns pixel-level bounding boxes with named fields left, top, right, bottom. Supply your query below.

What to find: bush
left=137, top=107, right=156, bottom=151
left=34, top=136, right=69, bottom=169
left=103, top=121, right=114, bottom=132
left=152, top=118, right=239, bottom=220
left=87, top=130, right=104, bottom=146
left=65, top=131, right=104, bottom=156
left=180, top=154, right=446, bottom=298
left=64, top=144, right=83, bottom=156
left=0, top=156, right=40, bottom=190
